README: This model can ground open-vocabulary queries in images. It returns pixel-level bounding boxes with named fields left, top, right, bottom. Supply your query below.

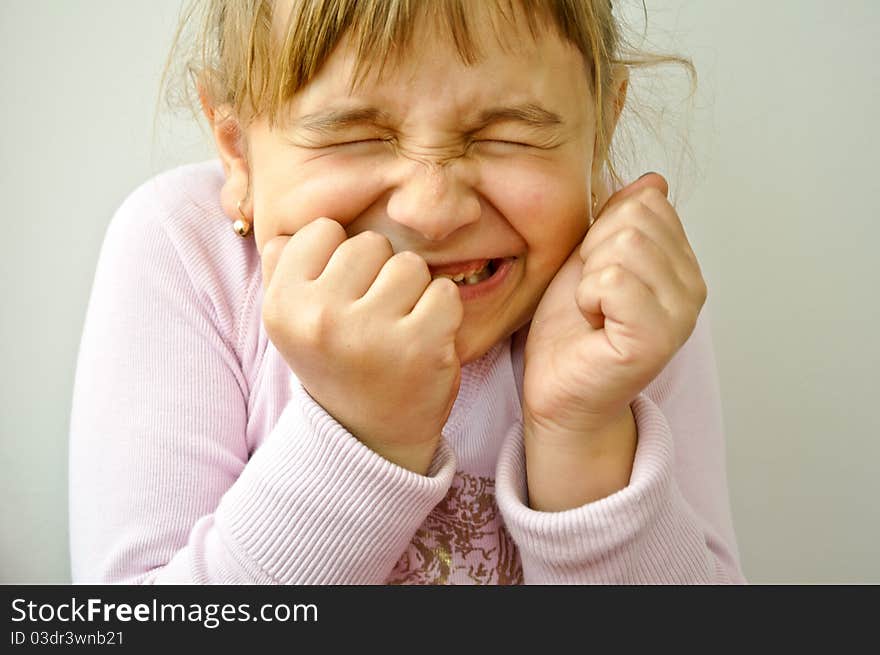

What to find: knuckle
left=261, top=295, right=284, bottom=334
left=616, top=226, right=643, bottom=248
left=599, top=264, right=627, bottom=287
left=697, top=277, right=709, bottom=303
left=621, top=196, right=643, bottom=216
left=345, top=229, right=387, bottom=253
left=392, top=250, right=429, bottom=274
left=619, top=350, right=640, bottom=367
left=410, top=331, right=458, bottom=370
left=579, top=237, right=592, bottom=259
left=419, top=279, right=463, bottom=323
left=437, top=343, right=459, bottom=370
left=298, top=303, right=335, bottom=345
left=432, top=275, right=459, bottom=296
left=639, top=186, right=665, bottom=204
left=575, top=281, right=593, bottom=311
left=312, top=216, right=344, bottom=237
left=359, top=229, right=392, bottom=250
left=263, top=234, right=290, bottom=254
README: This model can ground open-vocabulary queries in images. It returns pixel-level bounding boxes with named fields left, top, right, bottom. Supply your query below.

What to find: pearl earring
left=589, top=192, right=599, bottom=227
left=233, top=199, right=252, bottom=237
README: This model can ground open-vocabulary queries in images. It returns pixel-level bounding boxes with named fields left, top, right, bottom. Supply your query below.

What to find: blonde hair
left=162, top=0, right=695, bottom=187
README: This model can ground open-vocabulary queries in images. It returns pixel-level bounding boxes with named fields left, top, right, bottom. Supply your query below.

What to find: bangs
left=263, top=0, right=593, bottom=125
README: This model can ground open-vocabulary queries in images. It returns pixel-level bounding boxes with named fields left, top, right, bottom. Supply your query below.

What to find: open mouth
left=431, top=259, right=499, bottom=286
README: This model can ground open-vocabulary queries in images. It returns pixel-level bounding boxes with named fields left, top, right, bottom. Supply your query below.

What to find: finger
left=273, top=217, right=348, bottom=283
left=581, top=225, right=685, bottom=312
left=406, top=277, right=464, bottom=339
left=576, top=263, right=665, bottom=333
left=621, top=184, right=691, bottom=248
left=360, top=251, right=433, bottom=315
left=260, top=235, right=291, bottom=291
left=603, top=172, right=668, bottom=212
left=319, top=230, right=394, bottom=299
left=581, top=189, right=688, bottom=265
left=372, top=252, right=433, bottom=315
left=589, top=171, right=668, bottom=231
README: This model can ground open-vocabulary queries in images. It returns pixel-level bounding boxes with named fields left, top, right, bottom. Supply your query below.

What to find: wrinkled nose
left=386, top=161, right=481, bottom=241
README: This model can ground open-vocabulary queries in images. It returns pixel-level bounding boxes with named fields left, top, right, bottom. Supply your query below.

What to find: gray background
left=1, top=0, right=877, bottom=583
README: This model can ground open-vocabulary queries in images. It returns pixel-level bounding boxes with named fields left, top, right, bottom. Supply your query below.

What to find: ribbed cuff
left=215, top=380, right=456, bottom=584
left=496, top=393, right=715, bottom=584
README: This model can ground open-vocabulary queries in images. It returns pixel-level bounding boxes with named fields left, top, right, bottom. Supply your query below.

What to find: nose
left=385, top=160, right=481, bottom=241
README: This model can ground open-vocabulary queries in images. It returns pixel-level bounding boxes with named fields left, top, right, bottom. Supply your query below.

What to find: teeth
left=434, top=262, right=493, bottom=286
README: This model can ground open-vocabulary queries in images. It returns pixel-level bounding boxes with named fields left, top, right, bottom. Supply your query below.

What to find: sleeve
left=68, top=190, right=456, bottom=584
left=494, top=307, right=745, bottom=584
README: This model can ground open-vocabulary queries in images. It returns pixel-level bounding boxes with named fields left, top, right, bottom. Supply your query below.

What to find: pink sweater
left=69, top=160, right=744, bottom=584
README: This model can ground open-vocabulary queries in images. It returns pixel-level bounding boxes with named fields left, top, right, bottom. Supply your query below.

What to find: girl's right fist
left=261, top=217, right=464, bottom=474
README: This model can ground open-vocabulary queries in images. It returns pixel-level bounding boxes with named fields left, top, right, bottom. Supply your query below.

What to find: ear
left=592, top=64, right=628, bottom=164
left=199, top=84, right=252, bottom=221
left=607, top=64, right=629, bottom=138
left=591, top=65, right=629, bottom=199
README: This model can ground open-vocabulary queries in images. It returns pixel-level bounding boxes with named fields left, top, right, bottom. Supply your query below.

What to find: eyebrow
left=296, top=107, right=393, bottom=135
left=474, top=103, right=564, bottom=130
left=293, top=102, right=564, bottom=136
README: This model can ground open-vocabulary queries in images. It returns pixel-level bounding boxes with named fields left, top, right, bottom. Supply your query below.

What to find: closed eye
left=470, top=139, right=549, bottom=155
left=326, top=138, right=393, bottom=148
left=476, top=139, right=531, bottom=147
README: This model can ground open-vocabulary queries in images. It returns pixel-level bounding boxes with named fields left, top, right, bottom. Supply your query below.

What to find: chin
left=456, top=323, right=520, bottom=366
left=458, top=347, right=486, bottom=366
left=455, top=302, right=532, bottom=365
left=456, top=332, right=495, bottom=366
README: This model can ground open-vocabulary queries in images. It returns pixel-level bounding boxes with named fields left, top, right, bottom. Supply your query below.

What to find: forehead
left=292, top=39, right=591, bottom=132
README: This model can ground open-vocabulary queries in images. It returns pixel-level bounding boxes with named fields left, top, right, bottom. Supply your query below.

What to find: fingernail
left=638, top=171, right=657, bottom=180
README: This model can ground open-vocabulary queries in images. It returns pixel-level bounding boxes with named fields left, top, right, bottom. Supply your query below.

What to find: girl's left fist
left=523, top=173, right=708, bottom=438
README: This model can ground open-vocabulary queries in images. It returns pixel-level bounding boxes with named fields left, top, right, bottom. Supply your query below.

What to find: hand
left=260, top=218, right=464, bottom=474
left=523, top=173, right=708, bottom=440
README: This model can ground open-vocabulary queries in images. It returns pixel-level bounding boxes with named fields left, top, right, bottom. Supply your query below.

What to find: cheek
left=252, top=158, right=386, bottom=241
left=482, top=163, right=589, bottom=269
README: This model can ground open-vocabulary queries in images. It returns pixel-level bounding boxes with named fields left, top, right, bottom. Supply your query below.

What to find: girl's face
left=241, top=15, right=603, bottom=364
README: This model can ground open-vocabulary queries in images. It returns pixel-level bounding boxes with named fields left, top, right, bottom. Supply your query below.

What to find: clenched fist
left=260, top=217, right=464, bottom=474
left=523, top=173, right=708, bottom=509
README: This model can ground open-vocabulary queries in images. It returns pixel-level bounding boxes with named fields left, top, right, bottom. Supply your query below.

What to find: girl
left=69, top=0, right=744, bottom=584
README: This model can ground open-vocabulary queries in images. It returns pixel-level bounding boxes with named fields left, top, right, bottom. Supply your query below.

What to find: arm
left=496, top=308, right=744, bottom=583
left=69, top=183, right=455, bottom=584
left=524, top=405, right=637, bottom=512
